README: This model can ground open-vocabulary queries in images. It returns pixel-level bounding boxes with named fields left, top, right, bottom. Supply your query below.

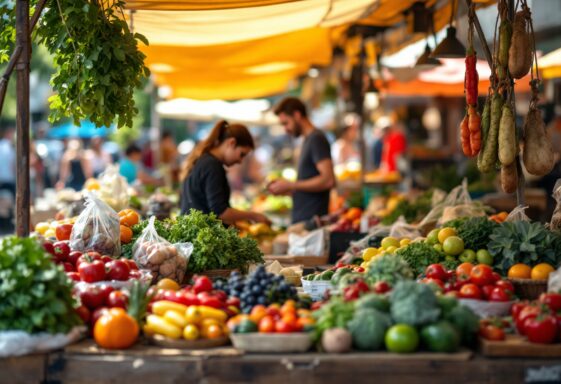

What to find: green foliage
left=488, top=221, right=561, bottom=273
left=444, top=216, right=498, bottom=251
left=1, top=0, right=149, bottom=128
left=381, top=190, right=433, bottom=225
left=395, top=241, right=444, bottom=276
left=347, top=308, right=391, bottom=351
left=366, top=254, right=414, bottom=285
left=168, top=210, right=264, bottom=273
left=0, top=236, right=81, bottom=334
left=390, top=281, right=441, bottom=327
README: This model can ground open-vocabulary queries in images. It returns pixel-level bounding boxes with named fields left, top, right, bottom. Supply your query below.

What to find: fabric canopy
left=539, top=47, right=561, bottom=79
left=125, top=1, right=299, bottom=11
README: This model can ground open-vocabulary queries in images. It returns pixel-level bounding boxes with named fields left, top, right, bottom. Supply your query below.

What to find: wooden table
left=2, top=341, right=561, bottom=384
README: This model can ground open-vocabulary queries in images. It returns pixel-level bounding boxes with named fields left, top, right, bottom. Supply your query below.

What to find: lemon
left=399, top=238, right=411, bottom=247
left=34, top=222, right=50, bottom=235
left=386, top=246, right=398, bottom=254
left=362, top=247, right=379, bottom=261
left=381, top=237, right=400, bottom=249
left=438, top=227, right=457, bottom=244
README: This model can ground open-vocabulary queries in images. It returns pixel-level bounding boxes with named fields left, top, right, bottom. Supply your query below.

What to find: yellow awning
left=126, top=1, right=299, bottom=11
left=540, top=47, right=561, bottom=79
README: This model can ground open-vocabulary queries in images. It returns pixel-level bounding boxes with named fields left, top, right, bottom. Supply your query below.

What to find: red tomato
left=213, top=290, right=228, bottom=303
left=78, top=259, right=106, bottom=283
left=481, top=285, right=495, bottom=300
left=470, top=265, right=494, bottom=287
left=374, top=281, right=391, bottom=294
left=67, top=251, right=83, bottom=267
left=275, top=320, right=295, bottom=333
left=258, top=315, right=276, bottom=333
left=495, top=280, right=514, bottom=294
left=516, top=306, right=541, bottom=335
left=491, top=272, right=502, bottom=283
left=66, top=272, right=81, bottom=282
left=128, top=270, right=142, bottom=280
left=539, top=293, right=561, bottom=313
left=63, top=262, right=75, bottom=272
left=77, top=286, right=106, bottom=310
left=52, top=241, right=70, bottom=263
left=106, top=291, right=129, bottom=309
left=101, top=255, right=114, bottom=264
left=421, top=278, right=444, bottom=290
left=75, top=305, right=91, bottom=324
left=266, top=306, right=281, bottom=319
left=91, top=307, right=110, bottom=327
left=175, top=291, right=200, bottom=307
left=55, top=224, right=73, bottom=241
left=98, top=284, right=115, bottom=304
left=511, top=301, right=529, bottom=321
left=425, top=264, right=448, bottom=281
left=489, top=287, right=511, bottom=302
left=226, top=297, right=241, bottom=308
left=456, top=263, right=474, bottom=279
left=43, top=241, right=55, bottom=255
left=106, top=260, right=131, bottom=281
left=77, top=252, right=101, bottom=268
left=123, top=259, right=138, bottom=271
left=480, top=325, right=506, bottom=341
left=459, top=283, right=482, bottom=300
left=193, top=275, right=213, bottom=294
left=197, top=292, right=222, bottom=309
left=525, top=315, right=558, bottom=344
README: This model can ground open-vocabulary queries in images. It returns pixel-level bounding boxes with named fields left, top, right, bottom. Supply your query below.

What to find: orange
left=249, top=305, right=267, bottom=323
left=120, top=225, right=133, bottom=244
left=119, top=209, right=140, bottom=227
left=156, top=278, right=180, bottom=291
left=438, top=227, right=457, bottom=244
left=531, top=263, right=555, bottom=280
left=202, top=324, right=223, bottom=339
left=508, top=263, right=532, bottom=279
left=258, top=315, right=276, bottom=333
left=296, top=317, right=315, bottom=328
left=94, top=308, right=139, bottom=349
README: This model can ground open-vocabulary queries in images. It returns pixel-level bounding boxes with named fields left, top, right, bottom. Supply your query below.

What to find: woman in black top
left=180, top=120, right=270, bottom=226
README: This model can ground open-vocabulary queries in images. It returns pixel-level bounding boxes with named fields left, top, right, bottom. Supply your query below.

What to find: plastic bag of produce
left=389, top=217, right=421, bottom=239
left=418, top=179, right=473, bottom=229
left=548, top=266, right=561, bottom=292
left=550, top=179, right=561, bottom=231
left=288, top=228, right=327, bottom=257
left=505, top=205, right=530, bottom=222
left=0, top=327, right=85, bottom=358
left=133, top=216, right=191, bottom=283
left=70, top=191, right=121, bottom=256
left=96, top=164, right=129, bottom=211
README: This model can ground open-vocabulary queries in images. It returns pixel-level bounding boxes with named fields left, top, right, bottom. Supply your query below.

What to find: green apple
left=442, top=236, right=464, bottom=256
left=476, top=249, right=493, bottom=265
left=459, top=249, right=476, bottom=263
left=433, top=244, right=444, bottom=253
left=426, top=229, right=440, bottom=245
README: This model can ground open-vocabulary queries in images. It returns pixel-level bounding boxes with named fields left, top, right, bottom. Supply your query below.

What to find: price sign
left=525, top=365, right=561, bottom=383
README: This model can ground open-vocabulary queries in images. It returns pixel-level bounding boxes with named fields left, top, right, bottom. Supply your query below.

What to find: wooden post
left=15, top=0, right=31, bottom=236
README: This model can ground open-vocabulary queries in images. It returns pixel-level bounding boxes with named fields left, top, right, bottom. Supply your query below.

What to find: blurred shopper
left=30, top=142, right=45, bottom=200
left=56, top=139, right=92, bottom=191
left=86, top=137, right=113, bottom=177
left=160, top=131, right=179, bottom=186
left=179, top=120, right=270, bottom=225
left=537, top=111, right=561, bottom=218
left=332, top=118, right=360, bottom=166
left=119, top=143, right=162, bottom=186
left=269, top=97, right=335, bottom=223
left=380, top=122, right=407, bottom=173
left=0, top=126, right=16, bottom=198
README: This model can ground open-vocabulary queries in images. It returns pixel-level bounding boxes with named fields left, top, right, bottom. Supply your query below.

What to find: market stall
left=1, top=0, right=561, bottom=382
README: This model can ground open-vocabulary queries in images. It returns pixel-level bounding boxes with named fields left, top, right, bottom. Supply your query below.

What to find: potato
left=501, top=163, right=518, bottom=194
left=523, top=106, right=555, bottom=176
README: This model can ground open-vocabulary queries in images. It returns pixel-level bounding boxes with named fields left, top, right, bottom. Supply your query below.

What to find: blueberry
left=257, top=296, right=267, bottom=305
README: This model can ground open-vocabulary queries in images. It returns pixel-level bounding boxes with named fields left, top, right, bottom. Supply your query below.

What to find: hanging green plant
left=0, top=0, right=150, bottom=128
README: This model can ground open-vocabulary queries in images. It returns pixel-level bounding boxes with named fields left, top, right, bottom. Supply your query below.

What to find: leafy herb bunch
left=1, top=0, right=149, bottom=128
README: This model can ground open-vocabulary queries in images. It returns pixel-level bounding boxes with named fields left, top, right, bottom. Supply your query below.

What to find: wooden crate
left=479, top=334, right=561, bottom=357
left=264, top=254, right=329, bottom=267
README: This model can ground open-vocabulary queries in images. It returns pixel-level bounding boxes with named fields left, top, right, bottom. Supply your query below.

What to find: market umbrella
left=47, top=120, right=115, bottom=139
left=539, top=47, right=561, bottom=79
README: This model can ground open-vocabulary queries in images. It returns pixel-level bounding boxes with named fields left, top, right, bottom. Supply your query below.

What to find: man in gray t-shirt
left=268, top=97, right=335, bottom=223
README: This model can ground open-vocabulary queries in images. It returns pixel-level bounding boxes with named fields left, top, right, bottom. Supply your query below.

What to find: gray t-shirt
left=292, top=129, right=332, bottom=223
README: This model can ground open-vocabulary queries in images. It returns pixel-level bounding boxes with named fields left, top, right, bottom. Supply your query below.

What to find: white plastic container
left=301, top=278, right=332, bottom=301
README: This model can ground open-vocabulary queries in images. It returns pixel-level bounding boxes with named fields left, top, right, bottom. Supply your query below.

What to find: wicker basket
left=508, top=278, right=548, bottom=300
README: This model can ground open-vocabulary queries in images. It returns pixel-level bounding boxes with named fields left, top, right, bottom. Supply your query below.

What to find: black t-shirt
left=180, top=153, right=230, bottom=216
left=292, top=129, right=332, bottom=223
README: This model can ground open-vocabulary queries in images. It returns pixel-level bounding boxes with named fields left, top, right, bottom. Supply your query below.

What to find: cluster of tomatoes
left=228, top=300, right=315, bottom=334
left=511, top=293, right=561, bottom=344
left=44, top=240, right=142, bottom=284
left=74, top=283, right=131, bottom=331
left=421, top=263, right=514, bottom=302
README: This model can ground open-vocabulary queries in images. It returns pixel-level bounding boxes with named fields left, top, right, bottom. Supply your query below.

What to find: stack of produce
left=314, top=281, right=479, bottom=354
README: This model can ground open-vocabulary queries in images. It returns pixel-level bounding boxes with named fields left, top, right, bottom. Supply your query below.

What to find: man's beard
left=293, top=122, right=302, bottom=138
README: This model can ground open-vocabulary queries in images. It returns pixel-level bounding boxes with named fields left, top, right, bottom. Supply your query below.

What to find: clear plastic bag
left=419, top=179, right=472, bottom=228
left=96, top=164, right=130, bottom=211
left=69, top=191, right=121, bottom=256
left=0, top=327, right=85, bottom=358
left=288, top=228, right=326, bottom=257
left=389, top=216, right=422, bottom=239
left=133, top=217, right=191, bottom=283
left=550, top=179, right=561, bottom=231
left=505, top=205, right=531, bottom=222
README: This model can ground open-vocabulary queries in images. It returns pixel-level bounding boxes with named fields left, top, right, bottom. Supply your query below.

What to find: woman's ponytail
left=180, top=120, right=254, bottom=181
